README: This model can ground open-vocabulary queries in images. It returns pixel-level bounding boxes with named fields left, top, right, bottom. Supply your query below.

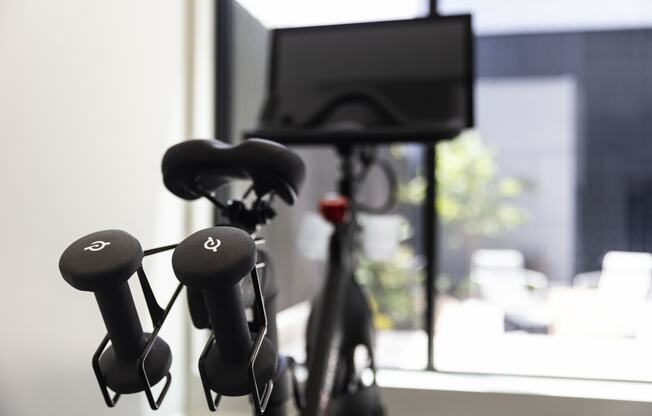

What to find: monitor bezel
left=265, top=14, right=475, bottom=129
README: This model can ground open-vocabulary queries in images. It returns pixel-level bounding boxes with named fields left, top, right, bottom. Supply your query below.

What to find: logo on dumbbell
left=204, top=237, right=221, bottom=252
left=84, top=241, right=111, bottom=252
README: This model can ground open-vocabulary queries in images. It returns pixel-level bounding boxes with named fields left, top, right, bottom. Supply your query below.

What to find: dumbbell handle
left=95, top=283, right=145, bottom=360
left=204, top=284, right=253, bottom=363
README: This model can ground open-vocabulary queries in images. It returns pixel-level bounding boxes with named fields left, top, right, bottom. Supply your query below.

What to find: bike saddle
left=161, top=139, right=305, bottom=205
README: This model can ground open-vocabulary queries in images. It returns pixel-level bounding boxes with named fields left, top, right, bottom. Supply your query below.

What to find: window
left=236, top=0, right=428, bottom=28
left=245, top=0, right=652, bottom=382
left=433, top=26, right=652, bottom=381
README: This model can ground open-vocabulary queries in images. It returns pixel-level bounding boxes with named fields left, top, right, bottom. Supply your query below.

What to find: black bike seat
left=161, top=139, right=305, bottom=204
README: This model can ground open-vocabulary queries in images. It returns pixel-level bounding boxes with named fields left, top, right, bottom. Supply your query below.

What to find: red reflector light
left=319, top=195, right=350, bottom=224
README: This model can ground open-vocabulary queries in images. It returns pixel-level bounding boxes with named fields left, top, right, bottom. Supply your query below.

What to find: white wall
left=0, top=1, right=191, bottom=415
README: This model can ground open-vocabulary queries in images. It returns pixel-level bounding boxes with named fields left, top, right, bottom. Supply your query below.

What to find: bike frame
left=256, top=209, right=374, bottom=416
left=197, top=145, right=379, bottom=416
left=302, top=221, right=355, bottom=415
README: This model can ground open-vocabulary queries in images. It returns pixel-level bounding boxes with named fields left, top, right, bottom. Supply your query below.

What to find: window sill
left=377, top=369, right=652, bottom=404
left=277, top=302, right=652, bottom=406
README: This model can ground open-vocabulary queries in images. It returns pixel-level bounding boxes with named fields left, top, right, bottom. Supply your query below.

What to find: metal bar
left=196, top=181, right=230, bottom=211
left=213, top=0, right=235, bottom=225
left=137, top=267, right=166, bottom=327
left=247, top=267, right=273, bottom=415
left=429, top=0, right=439, bottom=17
left=425, top=0, right=440, bottom=373
left=216, top=0, right=233, bottom=143
left=424, top=145, right=437, bottom=371
left=158, top=283, right=184, bottom=325
left=92, top=334, right=121, bottom=407
left=143, top=244, right=178, bottom=256
left=198, top=334, right=222, bottom=412
left=137, top=282, right=184, bottom=410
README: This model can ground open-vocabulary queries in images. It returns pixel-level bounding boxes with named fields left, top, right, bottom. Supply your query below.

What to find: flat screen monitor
left=254, top=15, right=474, bottom=144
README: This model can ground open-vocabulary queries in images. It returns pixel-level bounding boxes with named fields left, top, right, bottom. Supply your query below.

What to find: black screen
left=263, top=16, right=474, bottom=132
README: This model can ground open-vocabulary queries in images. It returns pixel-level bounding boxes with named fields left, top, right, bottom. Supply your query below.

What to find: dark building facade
left=477, top=29, right=652, bottom=274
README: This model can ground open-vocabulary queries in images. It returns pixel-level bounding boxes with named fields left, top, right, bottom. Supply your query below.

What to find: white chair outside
left=572, top=250, right=652, bottom=337
left=470, top=249, right=550, bottom=333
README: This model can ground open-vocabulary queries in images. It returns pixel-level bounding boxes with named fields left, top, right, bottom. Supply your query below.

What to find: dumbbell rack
left=91, top=244, right=181, bottom=410
left=89, top=240, right=275, bottom=414
left=197, top=264, right=273, bottom=413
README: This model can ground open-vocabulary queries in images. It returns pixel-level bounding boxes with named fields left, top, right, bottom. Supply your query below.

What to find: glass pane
left=433, top=29, right=652, bottom=381
left=269, top=146, right=429, bottom=371
left=357, top=145, right=427, bottom=370
left=237, top=0, right=427, bottom=28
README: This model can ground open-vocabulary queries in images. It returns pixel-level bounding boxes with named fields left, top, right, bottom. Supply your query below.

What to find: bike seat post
left=336, top=144, right=356, bottom=203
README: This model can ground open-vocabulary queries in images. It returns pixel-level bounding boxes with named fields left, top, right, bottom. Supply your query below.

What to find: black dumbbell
left=172, top=226, right=277, bottom=397
left=59, top=230, right=172, bottom=395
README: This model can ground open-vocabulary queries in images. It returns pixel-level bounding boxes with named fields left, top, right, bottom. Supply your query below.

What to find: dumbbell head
left=59, top=230, right=172, bottom=394
left=172, top=226, right=277, bottom=396
left=59, top=230, right=143, bottom=292
left=174, top=226, right=257, bottom=331
left=172, top=226, right=257, bottom=289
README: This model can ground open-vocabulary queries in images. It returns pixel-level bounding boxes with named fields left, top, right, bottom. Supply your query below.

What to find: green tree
left=357, top=245, right=423, bottom=330
left=400, top=130, right=529, bottom=247
left=358, top=131, right=530, bottom=329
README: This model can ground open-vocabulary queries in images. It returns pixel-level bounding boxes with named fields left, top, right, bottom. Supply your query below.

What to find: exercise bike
left=59, top=137, right=390, bottom=415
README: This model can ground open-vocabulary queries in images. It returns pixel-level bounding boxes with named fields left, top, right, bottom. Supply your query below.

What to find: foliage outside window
left=358, top=131, right=530, bottom=330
